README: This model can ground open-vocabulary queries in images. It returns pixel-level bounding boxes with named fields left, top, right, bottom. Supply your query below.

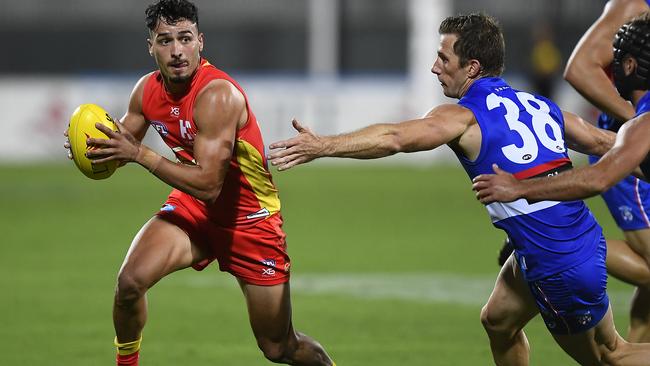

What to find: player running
left=64, top=1, right=335, bottom=365
left=269, top=13, right=650, bottom=365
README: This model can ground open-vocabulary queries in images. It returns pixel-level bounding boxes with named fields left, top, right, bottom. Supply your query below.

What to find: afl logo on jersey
left=522, top=154, right=532, bottom=161
left=150, top=120, right=169, bottom=137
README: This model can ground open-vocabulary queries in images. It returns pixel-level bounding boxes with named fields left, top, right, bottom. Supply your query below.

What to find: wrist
left=135, top=145, right=163, bottom=173
left=320, top=136, right=335, bottom=157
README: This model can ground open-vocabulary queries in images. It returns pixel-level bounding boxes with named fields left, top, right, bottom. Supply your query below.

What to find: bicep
left=192, top=81, right=245, bottom=175
left=119, top=74, right=151, bottom=141
left=396, top=105, right=473, bottom=152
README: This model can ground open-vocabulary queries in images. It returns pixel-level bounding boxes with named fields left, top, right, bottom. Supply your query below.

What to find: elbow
left=563, top=63, right=577, bottom=84
left=195, top=182, right=223, bottom=203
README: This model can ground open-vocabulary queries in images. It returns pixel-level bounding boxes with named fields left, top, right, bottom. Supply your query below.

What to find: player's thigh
left=119, top=217, right=206, bottom=286
left=483, top=255, right=538, bottom=331
left=624, top=228, right=650, bottom=263
left=551, top=305, right=618, bottom=365
left=238, top=279, right=293, bottom=341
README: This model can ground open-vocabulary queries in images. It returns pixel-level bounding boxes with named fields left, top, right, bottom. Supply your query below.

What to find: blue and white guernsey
left=457, top=77, right=601, bottom=281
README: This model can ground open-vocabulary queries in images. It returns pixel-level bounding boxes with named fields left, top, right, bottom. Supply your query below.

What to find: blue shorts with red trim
left=589, top=155, right=650, bottom=231
left=525, top=235, right=609, bottom=335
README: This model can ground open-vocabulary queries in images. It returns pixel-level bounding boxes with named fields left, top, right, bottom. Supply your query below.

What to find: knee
left=481, top=303, right=515, bottom=336
left=114, top=271, right=148, bottom=307
left=256, top=339, right=289, bottom=364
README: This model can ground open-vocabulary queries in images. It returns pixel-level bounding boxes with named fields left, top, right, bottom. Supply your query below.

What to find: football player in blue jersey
left=474, top=11, right=650, bottom=346
left=269, top=12, right=650, bottom=366
left=560, top=0, right=650, bottom=343
left=498, top=0, right=650, bottom=343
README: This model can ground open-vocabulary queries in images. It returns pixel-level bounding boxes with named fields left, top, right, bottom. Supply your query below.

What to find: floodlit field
left=0, top=162, right=632, bottom=365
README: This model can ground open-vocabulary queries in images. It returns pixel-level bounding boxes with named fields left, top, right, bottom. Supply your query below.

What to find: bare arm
left=563, top=0, right=645, bottom=121
left=268, top=104, right=475, bottom=170
left=563, top=110, right=616, bottom=156
left=472, top=113, right=650, bottom=203
left=117, top=73, right=152, bottom=141
left=88, top=79, right=245, bottom=203
left=63, top=74, right=151, bottom=158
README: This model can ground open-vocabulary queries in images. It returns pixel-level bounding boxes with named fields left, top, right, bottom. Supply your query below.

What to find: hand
left=472, top=164, right=521, bottom=204
left=63, top=129, right=73, bottom=159
left=268, top=119, right=325, bottom=171
left=85, top=120, right=141, bottom=165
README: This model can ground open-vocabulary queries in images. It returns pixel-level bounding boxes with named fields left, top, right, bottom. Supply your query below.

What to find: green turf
left=0, top=162, right=634, bottom=365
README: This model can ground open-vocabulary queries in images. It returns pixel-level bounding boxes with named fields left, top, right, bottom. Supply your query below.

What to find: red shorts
left=156, top=190, right=290, bottom=286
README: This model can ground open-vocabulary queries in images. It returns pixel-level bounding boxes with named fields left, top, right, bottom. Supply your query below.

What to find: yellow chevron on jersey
left=235, top=138, right=281, bottom=216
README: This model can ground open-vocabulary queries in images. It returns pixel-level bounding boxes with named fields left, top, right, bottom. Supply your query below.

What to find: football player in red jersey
left=64, top=1, right=335, bottom=365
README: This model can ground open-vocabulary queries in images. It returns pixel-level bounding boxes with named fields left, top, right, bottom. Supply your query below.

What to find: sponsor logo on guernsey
left=246, top=207, right=270, bottom=220
left=619, top=205, right=634, bottom=222
left=160, top=204, right=176, bottom=212
left=261, top=258, right=276, bottom=276
left=150, top=121, right=169, bottom=137
left=170, top=106, right=180, bottom=116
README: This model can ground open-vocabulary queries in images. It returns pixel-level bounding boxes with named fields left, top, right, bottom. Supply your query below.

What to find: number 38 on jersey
left=486, top=91, right=565, bottom=164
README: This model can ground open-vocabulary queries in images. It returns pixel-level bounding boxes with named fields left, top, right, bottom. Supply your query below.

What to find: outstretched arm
left=563, top=0, right=646, bottom=121
left=472, top=113, right=650, bottom=203
left=268, top=104, right=475, bottom=170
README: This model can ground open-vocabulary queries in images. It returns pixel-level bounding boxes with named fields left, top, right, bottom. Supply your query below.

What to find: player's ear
left=623, top=55, right=638, bottom=77
left=198, top=33, right=204, bottom=52
left=467, top=59, right=482, bottom=78
left=146, top=38, right=153, bottom=56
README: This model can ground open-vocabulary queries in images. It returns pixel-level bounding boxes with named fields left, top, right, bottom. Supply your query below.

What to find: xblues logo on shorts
left=261, top=258, right=276, bottom=276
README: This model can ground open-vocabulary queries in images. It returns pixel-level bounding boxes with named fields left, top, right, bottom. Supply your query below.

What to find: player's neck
left=162, top=68, right=199, bottom=97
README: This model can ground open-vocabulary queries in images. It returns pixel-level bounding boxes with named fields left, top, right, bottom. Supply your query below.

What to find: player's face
left=431, top=34, right=473, bottom=99
left=148, top=19, right=204, bottom=85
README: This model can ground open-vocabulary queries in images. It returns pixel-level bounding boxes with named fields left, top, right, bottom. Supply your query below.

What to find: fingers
left=112, top=117, right=124, bottom=133
left=269, top=138, right=294, bottom=150
left=292, top=118, right=305, bottom=132
left=271, top=154, right=307, bottom=171
left=95, top=122, right=119, bottom=138
left=267, top=144, right=296, bottom=160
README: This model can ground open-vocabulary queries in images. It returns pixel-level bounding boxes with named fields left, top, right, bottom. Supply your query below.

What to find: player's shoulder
left=131, top=71, right=157, bottom=95
left=197, top=79, right=244, bottom=102
left=426, top=103, right=476, bottom=125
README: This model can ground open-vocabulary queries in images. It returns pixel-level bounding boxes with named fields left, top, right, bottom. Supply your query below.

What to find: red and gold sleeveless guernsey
left=142, top=59, right=289, bottom=285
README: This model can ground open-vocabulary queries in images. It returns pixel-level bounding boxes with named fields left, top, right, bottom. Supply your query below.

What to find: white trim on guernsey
left=486, top=199, right=560, bottom=223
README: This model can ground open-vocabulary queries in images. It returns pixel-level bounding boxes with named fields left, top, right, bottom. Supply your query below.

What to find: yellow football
left=68, top=104, right=119, bottom=180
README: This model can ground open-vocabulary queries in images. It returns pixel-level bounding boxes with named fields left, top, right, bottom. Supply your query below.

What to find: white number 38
left=486, top=92, right=565, bottom=164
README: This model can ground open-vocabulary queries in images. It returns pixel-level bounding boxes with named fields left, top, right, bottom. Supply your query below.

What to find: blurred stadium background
left=0, top=0, right=633, bottom=365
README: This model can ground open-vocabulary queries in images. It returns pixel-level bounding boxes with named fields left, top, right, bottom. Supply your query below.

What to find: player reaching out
left=269, top=13, right=650, bottom=365
left=64, top=0, right=335, bottom=365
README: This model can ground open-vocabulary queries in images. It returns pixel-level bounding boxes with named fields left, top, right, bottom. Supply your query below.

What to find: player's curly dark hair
left=439, top=13, right=505, bottom=77
left=145, top=0, right=199, bottom=31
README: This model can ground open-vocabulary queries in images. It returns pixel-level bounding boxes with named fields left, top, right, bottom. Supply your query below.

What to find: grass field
left=0, top=161, right=634, bottom=365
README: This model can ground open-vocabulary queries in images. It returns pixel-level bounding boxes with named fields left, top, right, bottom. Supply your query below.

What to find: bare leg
left=481, top=255, right=539, bottom=366
left=605, top=238, right=650, bottom=287
left=113, top=217, right=204, bottom=342
left=619, top=230, right=650, bottom=342
left=238, top=279, right=333, bottom=366
left=552, top=305, right=650, bottom=365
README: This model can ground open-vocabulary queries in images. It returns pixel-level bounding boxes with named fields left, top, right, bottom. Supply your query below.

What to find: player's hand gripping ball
left=67, top=104, right=119, bottom=180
